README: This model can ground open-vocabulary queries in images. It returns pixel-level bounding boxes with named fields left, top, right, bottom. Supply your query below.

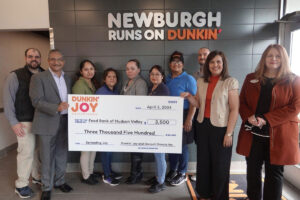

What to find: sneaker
left=125, top=172, right=143, bottom=184
left=148, top=181, right=166, bottom=193
left=165, top=170, right=177, bottom=183
left=111, top=171, right=123, bottom=180
left=103, top=176, right=120, bottom=186
left=32, top=178, right=42, bottom=185
left=145, top=176, right=157, bottom=185
left=169, top=173, right=187, bottom=186
left=190, top=175, right=196, bottom=181
left=90, top=172, right=102, bottom=179
left=81, top=175, right=98, bottom=185
left=15, top=186, right=34, bottom=198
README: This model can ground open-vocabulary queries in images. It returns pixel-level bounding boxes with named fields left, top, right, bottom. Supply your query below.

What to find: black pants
left=196, top=118, right=232, bottom=200
left=130, top=153, right=143, bottom=176
left=246, top=135, right=284, bottom=200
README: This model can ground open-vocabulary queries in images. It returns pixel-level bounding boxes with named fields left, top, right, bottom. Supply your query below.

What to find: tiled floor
left=1, top=150, right=300, bottom=200
left=0, top=151, right=190, bottom=200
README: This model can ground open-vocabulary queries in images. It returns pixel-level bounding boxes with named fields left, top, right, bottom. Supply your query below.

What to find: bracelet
left=226, top=132, right=233, bottom=137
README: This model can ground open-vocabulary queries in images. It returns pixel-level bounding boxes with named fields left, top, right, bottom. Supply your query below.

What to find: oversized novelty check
left=68, top=95, right=183, bottom=153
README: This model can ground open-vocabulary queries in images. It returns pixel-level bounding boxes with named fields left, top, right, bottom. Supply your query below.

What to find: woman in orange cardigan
left=236, top=44, right=300, bottom=200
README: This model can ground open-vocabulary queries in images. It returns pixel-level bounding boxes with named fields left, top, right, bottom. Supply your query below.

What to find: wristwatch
left=226, top=132, right=233, bottom=137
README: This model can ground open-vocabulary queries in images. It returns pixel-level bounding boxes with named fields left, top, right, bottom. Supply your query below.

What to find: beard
left=27, top=60, right=41, bottom=69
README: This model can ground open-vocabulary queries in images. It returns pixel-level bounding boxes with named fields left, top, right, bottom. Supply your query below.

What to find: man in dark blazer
left=29, top=49, right=72, bottom=200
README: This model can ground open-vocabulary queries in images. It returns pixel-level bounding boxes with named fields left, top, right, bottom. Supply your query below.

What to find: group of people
left=3, top=44, right=300, bottom=200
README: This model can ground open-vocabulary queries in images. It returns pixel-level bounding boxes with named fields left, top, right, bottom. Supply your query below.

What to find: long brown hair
left=203, top=50, right=229, bottom=82
left=254, top=44, right=293, bottom=83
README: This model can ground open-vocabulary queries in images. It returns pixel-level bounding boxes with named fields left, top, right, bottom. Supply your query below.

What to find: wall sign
left=108, top=11, right=222, bottom=41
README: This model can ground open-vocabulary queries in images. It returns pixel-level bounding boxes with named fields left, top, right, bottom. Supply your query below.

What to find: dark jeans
left=130, top=153, right=143, bottom=176
left=101, top=152, right=112, bottom=177
left=196, top=118, right=232, bottom=200
left=246, top=135, right=284, bottom=200
left=169, top=144, right=189, bottom=174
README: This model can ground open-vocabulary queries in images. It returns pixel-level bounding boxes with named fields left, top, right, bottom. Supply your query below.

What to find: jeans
left=246, top=135, right=284, bottom=200
left=101, top=152, right=112, bottom=177
left=168, top=144, right=189, bottom=174
left=154, top=153, right=166, bottom=184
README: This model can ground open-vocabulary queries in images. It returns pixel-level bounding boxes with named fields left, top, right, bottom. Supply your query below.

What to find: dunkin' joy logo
left=71, top=96, right=99, bottom=112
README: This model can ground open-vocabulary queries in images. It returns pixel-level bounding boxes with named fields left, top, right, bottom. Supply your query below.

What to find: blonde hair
left=255, top=44, right=293, bottom=83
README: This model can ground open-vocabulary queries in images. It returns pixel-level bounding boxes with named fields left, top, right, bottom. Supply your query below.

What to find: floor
left=0, top=151, right=190, bottom=200
left=1, top=150, right=300, bottom=200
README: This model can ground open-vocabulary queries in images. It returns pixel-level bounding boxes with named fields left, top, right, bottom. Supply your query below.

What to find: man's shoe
left=111, top=171, right=123, bottom=180
left=103, top=175, right=120, bottom=186
left=190, top=175, right=196, bottom=181
left=15, top=186, right=34, bottom=198
left=145, top=176, right=157, bottom=185
left=125, top=172, right=143, bottom=184
left=40, top=191, right=51, bottom=200
left=148, top=182, right=166, bottom=193
left=54, top=183, right=73, bottom=193
left=169, top=173, right=187, bottom=186
left=165, top=170, right=177, bottom=183
left=32, top=178, right=43, bottom=185
left=90, top=172, right=102, bottom=179
left=82, top=175, right=98, bottom=185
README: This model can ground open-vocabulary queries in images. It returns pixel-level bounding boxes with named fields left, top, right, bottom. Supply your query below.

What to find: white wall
left=0, top=0, right=49, bottom=30
left=286, top=0, right=300, bottom=14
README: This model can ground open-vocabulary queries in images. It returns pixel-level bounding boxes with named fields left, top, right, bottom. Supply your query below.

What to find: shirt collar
left=167, top=71, right=186, bottom=80
left=49, top=67, right=64, bottom=78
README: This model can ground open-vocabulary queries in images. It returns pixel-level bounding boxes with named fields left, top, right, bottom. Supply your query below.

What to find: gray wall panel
left=209, top=40, right=253, bottom=54
left=49, top=0, right=281, bottom=163
left=165, top=0, right=210, bottom=9
left=54, top=42, right=77, bottom=56
left=164, top=41, right=209, bottom=55
left=76, top=11, right=107, bottom=26
left=76, top=26, right=108, bottom=41
left=218, top=9, right=254, bottom=25
left=252, top=54, right=262, bottom=70
left=49, top=0, right=75, bottom=11
left=49, top=11, right=76, bottom=26
left=254, top=24, right=278, bottom=40
left=217, top=25, right=254, bottom=40
left=211, top=0, right=255, bottom=8
left=253, top=39, right=277, bottom=54
left=255, top=0, right=280, bottom=8
left=76, top=41, right=164, bottom=57
left=53, top=27, right=76, bottom=42
left=75, top=0, right=164, bottom=10
left=254, top=9, right=279, bottom=24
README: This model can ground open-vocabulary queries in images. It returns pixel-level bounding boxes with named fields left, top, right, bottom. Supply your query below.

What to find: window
left=290, top=29, right=300, bottom=75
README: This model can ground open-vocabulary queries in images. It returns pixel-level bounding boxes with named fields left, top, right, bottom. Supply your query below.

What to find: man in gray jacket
left=3, top=48, right=43, bottom=198
left=30, top=49, right=72, bottom=200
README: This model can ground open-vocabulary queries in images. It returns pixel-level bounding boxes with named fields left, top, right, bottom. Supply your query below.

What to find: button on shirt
left=49, top=68, right=68, bottom=115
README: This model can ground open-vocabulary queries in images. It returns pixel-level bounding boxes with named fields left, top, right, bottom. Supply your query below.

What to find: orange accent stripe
left=186, top=174, right=197, bottom=200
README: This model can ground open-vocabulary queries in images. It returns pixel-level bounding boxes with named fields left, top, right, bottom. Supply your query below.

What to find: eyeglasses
left=49, top=58, right=64, bottom=62
left=171, top=61, right=183, bottom=65
left=150, top=73, right=162, bottom=77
